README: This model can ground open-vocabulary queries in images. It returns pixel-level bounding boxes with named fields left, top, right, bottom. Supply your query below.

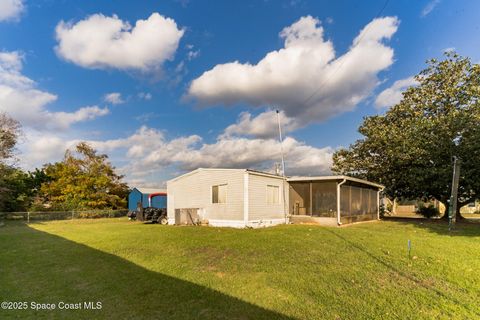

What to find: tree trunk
left=440, top=200, right=465, bottom=220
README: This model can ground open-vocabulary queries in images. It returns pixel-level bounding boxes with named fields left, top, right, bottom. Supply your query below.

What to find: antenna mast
left=276, top=110, right=286, bottom=176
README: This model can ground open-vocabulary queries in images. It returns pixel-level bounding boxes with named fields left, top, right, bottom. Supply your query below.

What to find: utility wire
left=299, top=0, right=391, bottom=109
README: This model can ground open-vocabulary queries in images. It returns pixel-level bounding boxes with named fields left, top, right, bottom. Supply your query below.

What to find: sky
left=1, top=0, right=480, bottom=187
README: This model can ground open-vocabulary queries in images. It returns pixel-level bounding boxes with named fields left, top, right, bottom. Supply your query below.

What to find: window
left=266, top=185, right=280, bottom=204
left=212, top=184, right=227, bottom=203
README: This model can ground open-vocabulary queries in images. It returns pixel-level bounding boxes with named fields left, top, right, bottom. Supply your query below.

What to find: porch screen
left=340, top=185, right=378, bottom=224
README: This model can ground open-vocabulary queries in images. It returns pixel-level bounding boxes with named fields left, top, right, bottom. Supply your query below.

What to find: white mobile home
left=167, top=168, right=287, bottom=228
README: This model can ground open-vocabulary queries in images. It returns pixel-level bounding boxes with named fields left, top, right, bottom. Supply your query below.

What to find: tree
left=0, top=112, right=21, bottom=162
left=333, top=53, right=480, bottom=219
left=40, top=142, right=129, bottom=210
left=0, top=165, right=33, bottom=212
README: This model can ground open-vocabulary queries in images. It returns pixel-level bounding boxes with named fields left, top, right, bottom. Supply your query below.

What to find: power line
left=299, top=0, right=391, bottom=108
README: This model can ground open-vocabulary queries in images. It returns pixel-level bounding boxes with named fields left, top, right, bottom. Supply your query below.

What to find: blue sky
left=1, top=0, right=479, bottom=187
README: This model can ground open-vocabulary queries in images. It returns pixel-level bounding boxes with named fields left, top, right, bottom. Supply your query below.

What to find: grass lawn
left=1, top=218, right=479, bottom=319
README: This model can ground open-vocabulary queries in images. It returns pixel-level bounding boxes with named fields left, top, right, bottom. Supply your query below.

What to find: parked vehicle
left=127, top=189, right=168, bottom=224
left=128, top=207, right=167, bottom=224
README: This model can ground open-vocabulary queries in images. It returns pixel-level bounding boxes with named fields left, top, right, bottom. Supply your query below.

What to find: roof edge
left=287, top=175, right=384, bottom=189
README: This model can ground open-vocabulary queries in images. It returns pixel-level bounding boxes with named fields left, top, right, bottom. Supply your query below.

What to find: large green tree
left=333, top=53, right=480, bottom=218
left=40, top=142, right=129, bottom=210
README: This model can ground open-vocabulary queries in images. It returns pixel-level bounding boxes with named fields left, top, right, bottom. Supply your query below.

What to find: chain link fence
left=0, top=209, right=128, bottom=224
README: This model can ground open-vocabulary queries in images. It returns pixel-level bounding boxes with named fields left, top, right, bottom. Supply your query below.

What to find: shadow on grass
left=382, top=216, right=480, bottom=237
left=0, top=222, right=294, bottom=320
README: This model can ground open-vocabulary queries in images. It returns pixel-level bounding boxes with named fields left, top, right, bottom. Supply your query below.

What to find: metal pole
left=276, top=109, right=288, bottom=223
left=276, top=110, right=286, bottom=176
left=449, top=156, right=461, bottom=229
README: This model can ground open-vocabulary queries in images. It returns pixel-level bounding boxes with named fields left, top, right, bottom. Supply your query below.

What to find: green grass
left=1, top=218, right=479, bottom=319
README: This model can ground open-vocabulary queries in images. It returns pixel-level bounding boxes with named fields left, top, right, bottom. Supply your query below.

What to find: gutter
left=336, top=178, right=347, bottom=226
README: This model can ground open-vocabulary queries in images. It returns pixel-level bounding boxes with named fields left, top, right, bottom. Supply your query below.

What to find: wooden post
left=309, top=182, right=313, bottom=216
left=27, top=212, right=30, bottom=224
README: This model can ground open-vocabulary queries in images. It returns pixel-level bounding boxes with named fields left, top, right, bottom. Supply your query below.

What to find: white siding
left=167, top=169, right=245, bottom=222
left=248, top=172, right=286, bottom=222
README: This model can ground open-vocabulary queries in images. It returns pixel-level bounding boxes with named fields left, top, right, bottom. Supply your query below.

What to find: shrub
left=418, top=205, right=439, bottom=219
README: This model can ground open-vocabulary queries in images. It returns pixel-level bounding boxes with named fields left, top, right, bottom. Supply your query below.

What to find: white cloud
left=0, top=0, right=24, bottom=22
left=104, top=92, right=125, bottom=105
left=375, top=76, right=418, bottom=109
left=20, top=130, right=78, bottom=167
left=21, top=122, right=333, bottom=185
left=421, top=0, right=440, bottom=17
left=221, top=109, right=300, bottom=139
left=55, top=13, right=184, bottom=71
left=0, top=50, right=109, bottom=130
left=138, top=92, right=152, bottom=100
left=187, top=50, right=200, bottom=60
left=89, top=125, right=332, bottom=181
left=187, top=16, right=399, bottom=126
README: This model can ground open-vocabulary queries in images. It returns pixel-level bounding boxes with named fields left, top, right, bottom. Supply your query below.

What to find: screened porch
left=287, top=176, right=383, bottom=225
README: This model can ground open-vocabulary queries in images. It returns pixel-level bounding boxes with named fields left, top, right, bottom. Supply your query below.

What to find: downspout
left=337, top=178, right=347, bottom=226
left=377, top=187, right=385, bottom=220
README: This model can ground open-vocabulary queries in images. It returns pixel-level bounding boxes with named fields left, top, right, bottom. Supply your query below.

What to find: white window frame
left=212, top=184, right=227, bottom=204
left=266, top=184, right=280, bottom=205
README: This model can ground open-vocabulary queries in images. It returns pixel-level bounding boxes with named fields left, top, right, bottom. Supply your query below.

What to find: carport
left=287, top=176, right=384, bottom=225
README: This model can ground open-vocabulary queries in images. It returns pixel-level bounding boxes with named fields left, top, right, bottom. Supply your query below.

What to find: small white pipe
left=377, top=187, right=385, bottom=220
left=337, top=178, right=347, bottom=226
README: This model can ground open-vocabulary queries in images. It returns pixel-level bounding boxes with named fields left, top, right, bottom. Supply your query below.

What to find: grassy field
left=1, top=218, right=479, bottom=319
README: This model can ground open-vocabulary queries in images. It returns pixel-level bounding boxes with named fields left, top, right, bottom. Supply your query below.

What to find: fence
left=0, top=209, right=128, bottom=223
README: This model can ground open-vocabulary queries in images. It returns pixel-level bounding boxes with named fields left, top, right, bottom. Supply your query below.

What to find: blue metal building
left=128, top=188, right=167, bottom=211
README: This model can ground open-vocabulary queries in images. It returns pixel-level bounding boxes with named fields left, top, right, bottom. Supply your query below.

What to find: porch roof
left=286, top=175, right=384, bottom=190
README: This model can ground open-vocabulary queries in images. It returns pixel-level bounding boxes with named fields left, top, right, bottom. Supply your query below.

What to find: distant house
left=128, top=188, right=167, bottom=211
left=167, top=168, right=384, bottom=228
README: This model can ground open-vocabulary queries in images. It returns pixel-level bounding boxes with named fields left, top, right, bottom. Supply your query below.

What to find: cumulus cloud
left=0, top=0, right=24, bottom=22
left=187, top=15, right=399, bottom=126
left=374, top=76, right=418, bottom=109
left=21, top=123, right=333, bottom=185
left=92, top=126, right=332, bottom=179
left=221, top=109, right=300, bottom=139
left=0, top=51, right=109, bottom=130
left=55, top=13, right=184, bottom=71
left=104, top=92, right=125, bottom=105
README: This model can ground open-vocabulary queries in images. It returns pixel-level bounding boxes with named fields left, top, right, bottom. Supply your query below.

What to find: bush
left=418, top=205, right=439, bottom=219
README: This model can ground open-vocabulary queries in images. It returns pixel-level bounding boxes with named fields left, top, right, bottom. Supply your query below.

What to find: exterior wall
left=151, top=195, right=167, bottom=208
left=247, top=173, right=286, bottom=227
left=128, top=189, right=142, bottom=211
left=167, top=169, right=245, bottom=225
